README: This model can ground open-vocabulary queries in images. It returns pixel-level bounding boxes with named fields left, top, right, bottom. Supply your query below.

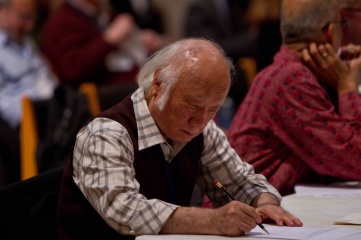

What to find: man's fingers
left=257, top=205, right=303, bottom=227
left=302, top=48, right=317, bottom=70
left=318, top=45, right=328, bottom=59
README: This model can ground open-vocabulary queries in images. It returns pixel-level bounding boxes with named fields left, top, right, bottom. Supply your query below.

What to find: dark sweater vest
left=57, top=96, right=204, bottom=240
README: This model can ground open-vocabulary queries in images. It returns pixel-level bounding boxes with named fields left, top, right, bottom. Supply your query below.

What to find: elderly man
left=0, top=0, right=57, bottom=185
left=228, top=0, right=361, bottom=196
left=57, top=38, right=302, bottom=239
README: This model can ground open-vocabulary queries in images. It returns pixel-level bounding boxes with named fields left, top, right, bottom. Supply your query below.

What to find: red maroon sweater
left=228, top=46, right=361, bottom=196
left=40, top=2, right=137, bottom=88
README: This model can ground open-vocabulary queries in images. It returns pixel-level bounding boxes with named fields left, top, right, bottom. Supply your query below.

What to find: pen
left=214, top=180, right=270, bottom=235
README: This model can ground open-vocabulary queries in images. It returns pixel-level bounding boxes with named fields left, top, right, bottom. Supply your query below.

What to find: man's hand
left=251, top=192, right=303, bottom=227
left=160, top=201, right=263, bottom=236
left=301, top=43, right=361, bottom=95
left=301, top=43, right=349, bottom=89
left=338, top=44, right=361, bottom=61
left=211, top=201, right=262, bottom=236
left=103, top=13, right=135, bottom=46
left=140, top=29, right=168, bottom=54
left=256, top=204, right=303, bottom=227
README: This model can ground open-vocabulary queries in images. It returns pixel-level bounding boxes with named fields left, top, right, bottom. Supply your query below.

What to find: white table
left=281, top=194, right=361, bottom=229
left=136, top=194, right=361, bottom=240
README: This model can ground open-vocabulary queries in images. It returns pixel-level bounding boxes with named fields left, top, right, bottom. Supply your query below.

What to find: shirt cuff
left=130, top=200, right=180, bottom=235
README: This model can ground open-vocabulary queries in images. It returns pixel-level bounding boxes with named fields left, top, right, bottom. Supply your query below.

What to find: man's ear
left=279, top=26, right=283, bottom=39
left=325, top=23, right=334, bottom=44
left=151, top=69, right=162, bottom=97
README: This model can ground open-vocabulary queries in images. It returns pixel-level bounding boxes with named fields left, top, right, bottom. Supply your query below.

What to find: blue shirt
left=0, top=29, right=57, bottom=128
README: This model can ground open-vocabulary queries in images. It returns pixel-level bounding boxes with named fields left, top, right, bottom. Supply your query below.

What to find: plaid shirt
left=72, top=88, right=281, bottom=236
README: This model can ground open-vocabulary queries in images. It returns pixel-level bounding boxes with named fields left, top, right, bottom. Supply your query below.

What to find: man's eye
left=190, top=104, right=199, bottom=109
left=209, top=108, right=219, bottom=115
left=210, top=109, right=218, bottom=114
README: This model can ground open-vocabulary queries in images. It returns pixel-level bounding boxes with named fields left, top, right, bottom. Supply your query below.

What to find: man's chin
left=170, top=137, right=190, bottom=143
left=175, top=134, right=197, bottom=143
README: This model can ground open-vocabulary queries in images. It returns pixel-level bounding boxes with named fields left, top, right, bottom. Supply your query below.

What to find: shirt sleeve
left=197, top=120, right=282, bottom=207
left=276, top=75, right=361, bottom=180
left=72, top=118, right=179, bottom=236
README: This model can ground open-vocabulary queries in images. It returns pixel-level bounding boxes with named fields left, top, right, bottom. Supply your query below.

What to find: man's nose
left=189, top=110, right=209, bottom=127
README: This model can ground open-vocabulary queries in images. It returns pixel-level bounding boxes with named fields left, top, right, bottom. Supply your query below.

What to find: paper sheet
left=294, top=183, right=361, bottom=197
left=248, top=225, right=361, bottom=240
left=334, top=213, right=361, bottom=225
left=136, top=225, right=361, bottom=240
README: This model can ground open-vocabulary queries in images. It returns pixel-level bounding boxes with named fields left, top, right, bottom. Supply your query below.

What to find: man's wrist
left=251, top=193, right=280, bottom=208
left=256, top=202, right=280, bottom=208
left=338, top=72, right=359, bottom=95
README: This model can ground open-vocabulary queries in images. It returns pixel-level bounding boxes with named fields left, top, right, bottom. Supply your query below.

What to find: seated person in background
left=0, top=0, right=57, bottom=185
left=57, top=38, right=302, bottom=239
left=338, top=0, right=361, bottom=45
left=111, top=0, right=164, bottom=35
left=32, top=0, right=64, bottom=41
left=40, top=0, right=167, bottom=88
left=184, top=0, right=259, bottom=109
left=245, top=0, right=282, bottom=71
left=110, top=0, right=169, bottom=58
left=228, top=0, right=361, bottom=196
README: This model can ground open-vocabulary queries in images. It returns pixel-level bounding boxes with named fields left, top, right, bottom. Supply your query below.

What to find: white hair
left=136, top=38, right=234, bottom=110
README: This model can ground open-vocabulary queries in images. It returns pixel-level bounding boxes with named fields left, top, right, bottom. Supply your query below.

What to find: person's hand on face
left=338, top=44, right=361, bottom=93
left=301, top=42, right=349, bottom=89
left=338, top=44, right=361, bottom=61
left=339, top=44, right=361, bottom=74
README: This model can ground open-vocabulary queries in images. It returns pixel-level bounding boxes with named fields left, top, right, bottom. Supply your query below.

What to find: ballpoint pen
left=214, top=180, right=270, bottom=235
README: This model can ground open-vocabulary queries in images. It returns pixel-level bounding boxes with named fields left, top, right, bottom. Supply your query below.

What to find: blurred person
left=33, top=0, right=64, bottom=40
left=228, top=0, right=361, bottom=196
left=57, top=38, right=302, bottom=239
left=246, top=0, right=282, bottom=71
left=40, top=0, right=167, bottom=88
left=338, top=0, right=361, bottom=45
left=111, top=0, right=164, bottom=35
left=110, top=0, right=168, bottom=57
left=0, top=0, right=57, bottom=185
left=151, top=0, right=195, bottom=42
left=184, top=0, right=258, bottom=109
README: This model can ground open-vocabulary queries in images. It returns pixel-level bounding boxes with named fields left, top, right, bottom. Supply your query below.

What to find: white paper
left=334, top=213, right=361, bottom=225
left=136, top=225, right=361, bottom=240
left=294, top=183, right=361, bottom=197
left=248, top=225, right=361, bottom=240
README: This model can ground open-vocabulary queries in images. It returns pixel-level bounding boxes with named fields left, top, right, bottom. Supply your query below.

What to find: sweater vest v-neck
left=57, top=95, right=204, bottom=239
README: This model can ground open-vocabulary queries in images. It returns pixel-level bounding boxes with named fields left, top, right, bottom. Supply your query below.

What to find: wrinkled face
left=149, top=52, right=230, bottom=143
left=0, top=0, right=36, bottom=42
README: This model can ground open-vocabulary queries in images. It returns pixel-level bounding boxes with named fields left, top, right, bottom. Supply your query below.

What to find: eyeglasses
left=321, top=19, right=350, bottom=32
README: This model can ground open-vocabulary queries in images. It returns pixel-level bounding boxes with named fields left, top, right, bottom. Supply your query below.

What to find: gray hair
left=281, top=0, right=338, bottom=43
left=337, top=0, right=361, bottom=9
left=136, top=38, right=234, bottom=110
left=0, top=0, right=10, bottom=7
